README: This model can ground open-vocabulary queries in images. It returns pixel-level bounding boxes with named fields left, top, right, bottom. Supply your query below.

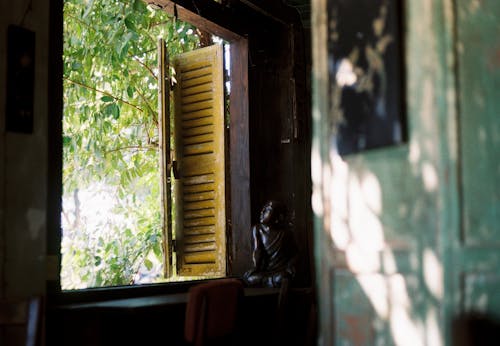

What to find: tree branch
left=64, top=77, right=144, bottom=113
left=130, top=249, right=149, bottom=285
left=65, top=12, right=97, bottom=33
left=151, top=20, right=173, bottom=28
left=104, top=145, right=157, bottom=155
left=130, top=54, right=157, bottom=79
left=134, top=87, right=158, bottom=124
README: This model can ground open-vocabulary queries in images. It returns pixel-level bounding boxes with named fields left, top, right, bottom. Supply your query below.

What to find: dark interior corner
left=452, top=312, right=500, bottom=346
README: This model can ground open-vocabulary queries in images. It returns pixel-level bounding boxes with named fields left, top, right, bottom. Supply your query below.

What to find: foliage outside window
left=61, top=0, right=203, bottom=289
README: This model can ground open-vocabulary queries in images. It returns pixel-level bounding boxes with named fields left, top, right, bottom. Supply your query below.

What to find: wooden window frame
left=152, top=0, right=252, bottom=279
left=47, top=0, right=250, bottom=302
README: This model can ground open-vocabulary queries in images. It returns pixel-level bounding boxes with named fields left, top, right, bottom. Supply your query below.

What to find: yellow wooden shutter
left=173, top=44, right=226, bottom=277
left=158, top=38, right=173, bottom=278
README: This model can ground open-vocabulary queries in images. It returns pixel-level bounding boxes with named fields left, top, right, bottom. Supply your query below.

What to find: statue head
left=259, top=200, right=287, bottom=226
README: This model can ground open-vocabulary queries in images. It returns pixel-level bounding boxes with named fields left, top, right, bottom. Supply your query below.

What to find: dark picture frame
left=328, top=0, right=407, bottom=155
left=6, top=25, right=35, bottom=134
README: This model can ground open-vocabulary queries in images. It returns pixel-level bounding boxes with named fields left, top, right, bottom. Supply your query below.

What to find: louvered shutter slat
left=181, top=83, right=213, bottom=96
left=182, top=117, right=214, bottom=128
left=185, top=234, right=216, bottom=243
left=183, top=225, right=215, bottom=235
left=182, top=100, right=214, bottom=113
left=184, top=200, right=215, bottom=210
left=182, top=92, right=213, bottom=105
left=173, top=44, right=226, bottom=276
left=182, top=75, right=213, bottom=88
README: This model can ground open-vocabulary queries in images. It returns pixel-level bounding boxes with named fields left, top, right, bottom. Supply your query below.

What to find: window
left=58, top=0, right=249, bottom=292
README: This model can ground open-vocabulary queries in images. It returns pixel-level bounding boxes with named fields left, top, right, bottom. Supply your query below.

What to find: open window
left=154, top=1, right=251, bottom=285
left=59, top=0, right=249, bottom=291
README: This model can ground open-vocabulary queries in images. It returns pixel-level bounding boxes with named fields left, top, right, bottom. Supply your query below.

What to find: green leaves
left=124, top=16, right=137, bottom=33
left=127, top=86, right=134, bottom=98
left=144, top=259, right=153, bottom=271
left=132, top=0, right=147, bottom=13
left=82, top=0, right=95, bottom=19
left=103, top=103, right=120, bottom=119
left=61, top=0, right=200, bottom=290
left=71, top=61, right=83, bottom=71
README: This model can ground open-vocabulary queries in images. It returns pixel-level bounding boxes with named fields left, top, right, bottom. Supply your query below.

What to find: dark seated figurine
left=243, top=200, right=298, bottom=288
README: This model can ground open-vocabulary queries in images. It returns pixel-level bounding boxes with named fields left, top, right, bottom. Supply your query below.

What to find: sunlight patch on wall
left=423, top=249, right=443, bottom=300
left=327, top=151, right=385, bottom=271
left=346, top=244, right=381, bottom=273
left=422, top=162, right=439, bottom=192
left=389, top=274, right=425, bottom=346
left=311, top=144, right=324, bottom=217
left=331, top=219, right=350, bottom=249
left=329, top=151, right=349, bottom=248
left=391, top=306, right=424, bottom=346
left=322, top=160, right=333, bottom=233
left=382, top=249, right=398, bottom=274
left=335, top=58, right=357, bottom=87
left=426, top=307, right=443, bottom=346
left=326, top=149, right=443, bottom=345
left=349, top=173, right=384, bottom=252
left=446, top=87, right=458, bottom=161
left=421, top=79, right=436, bottom=139
left=409, top=140, right=421, bottom=165
left=361, top=171, right=382, bottom=214
left=358, top=274, right=389, bottom=319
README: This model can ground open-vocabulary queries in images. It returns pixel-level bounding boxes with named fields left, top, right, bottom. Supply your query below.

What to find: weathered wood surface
left=248, top=18, right=313, bottom=287
left=229, top=38, right=252, bottom=276
left=311, top=0, right=500, bottom=344
left=456, top=0, right=500, bottom=317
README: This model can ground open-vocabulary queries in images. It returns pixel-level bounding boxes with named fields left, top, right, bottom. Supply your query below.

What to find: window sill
left=50, top=287, right=282, bottom=312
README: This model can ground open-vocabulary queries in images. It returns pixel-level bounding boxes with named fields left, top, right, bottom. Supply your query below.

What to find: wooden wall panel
left=457, top=0, right=500, bottom=246
left=312, top=0, right=464, bottom=344
left=333, top=270, right=377, bottom=345
left=248, top=19, right=312, bottom=286
left=463, top=273, right=500, bottom=314
left=229, top=38, right=251, bottom=276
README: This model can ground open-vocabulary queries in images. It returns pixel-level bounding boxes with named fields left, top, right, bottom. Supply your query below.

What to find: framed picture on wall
left=328, top=0, right=407, bottom=155
left=6, top=25, right=35, bottom=134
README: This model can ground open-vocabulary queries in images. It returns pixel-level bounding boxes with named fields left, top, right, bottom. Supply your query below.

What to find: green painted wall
left=458, top=0, right=500, bottom=246
left=312, top=0, right=499, bottom=345
left=456, top=0, right=500, bottom=317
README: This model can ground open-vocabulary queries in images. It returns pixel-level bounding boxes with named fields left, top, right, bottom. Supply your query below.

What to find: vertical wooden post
left=158, top=38, right=173, bottom=278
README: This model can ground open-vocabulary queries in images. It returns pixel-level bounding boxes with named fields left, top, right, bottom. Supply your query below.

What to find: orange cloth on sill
left=184, top=278, right=244, bottom=346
